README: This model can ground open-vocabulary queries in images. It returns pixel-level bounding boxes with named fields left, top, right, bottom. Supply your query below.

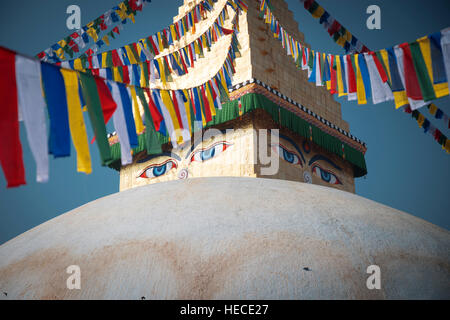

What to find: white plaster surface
left=0, top=177, right=448, bottom=299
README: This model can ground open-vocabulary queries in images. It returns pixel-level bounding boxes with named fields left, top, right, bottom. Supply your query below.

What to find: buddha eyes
left=272, top=144, right=302, bottom=166
left=272, top=143, right=342, bottom=185
left=137, top=142, right=232, bottom=179
left=190, top=141, right=232, bottom=163
left=311, top=165, right=341, bottom=185
left=138, top=159, right=177, bottom=179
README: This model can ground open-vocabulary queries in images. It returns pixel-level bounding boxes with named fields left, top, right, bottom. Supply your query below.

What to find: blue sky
left=0, top=0, right=449, bottom=244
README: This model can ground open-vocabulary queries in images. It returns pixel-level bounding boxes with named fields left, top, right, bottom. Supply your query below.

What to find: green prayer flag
left=308, top=1, right=319, bottom=14
left=78, top=72, right=113, bottom=166
left=375, top=51, right=391, bottom=87
left=129, top=45, right=140, bottom=63
left=410, top=41, right=436, bottom=101
left=142, top=63, right=149, bottom=86
left=308, top=49, right=314, bottom=70
left=145, top=38, right=155, bottom=56
left=135, top=87, right=163, bottom=155
left=320, top=54, right=326, bottom=85
left=105, top=51, right=113, bottom=68
left=81, top=55, right=89, bottom=69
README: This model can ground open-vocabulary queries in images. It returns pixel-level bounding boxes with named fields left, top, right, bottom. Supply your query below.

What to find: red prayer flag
left=146, top=62, right=151, bottom=83
left=361, top=45, right=370, bottom=53
left=346, top=55, right=357, bottom=94
left=178, top=52, right=188, bottom=74
left=189, top=89, right=196, bottom=116
left=122, top=66, right=130, bottom=84
left=188, top=44, right=195, bottom=68
left=148, top=37, right=159, bottom=56
left=0, top=47, right=26, bottom=187
left=144, top=88, right=163, bottom=131
left=90, top=77, right=117, bottom=144
left=130, top=0, right=143, bottom=11
left=370, top=52, right=388, bottom=83
left=404, top=105, right=413, bottom=113
left=87, top=55, right=93, bottom=69
left=330, top=55, right=337, bottom=94
left=174, top=22, right=181, bottom=40
left=171, top=91, right=184, bottom=129
left=303, top=0, right=315, bottom=9
left=221, top=27, right=234, bottom=35
left=132, top=43, right=140, bottom=60
left=37, top=51, right=46, bottom=59
left=95, top=77, right=117, bottom=124
left=200, top=85, right=212, bottom=122
left=400, top=43, right=423, bottom=100
left=210, top=80, right=217, bottom=100
left=328, top=20, right=341, bottom=36
left=434, top=129, right=442, bottom=141
left=111, top=49, right=123, bottom=67
left=163, top=56, right=172, bottom=73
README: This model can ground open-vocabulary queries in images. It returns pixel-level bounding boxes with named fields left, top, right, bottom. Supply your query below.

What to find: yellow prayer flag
left=55, top=48, right=65, bottom=59
left=311, top=5, right=325, bottom=18
left=417, top=36, right=449, bottom=98
left=125, top=45, right=137, bottom=65
left=117, top=3, right=128, bottom=20
left=393, top=91, right=409, bottom=109
left=101, top=52, right=108, bottom=68
left=160, top=90, right=183, bottom=143
left=113, top=67, right=122, bottom=82
left=157, top=59, right=167, bottom=85
left=130, top=86, right=145, bottom=134
left=139, top=63, right=146, bottom=87
left=355, top=54, right=367, bottom=105
left=87, top=28, right=98, bottom=42
left=57, top=39, right=67, bottom=48
left=205, top=84, right=216, bottom=117
left=445, top=139, right=450, bottom=153
left=194, top=41, right=201, bottom=55
left=378, top=49, right=408, bottom=108
left=73, top=58, right=83, bottom=71
left=60, top=69, right=92, bottom=174
left=379, top=49, right=391, bottom=83
left=182, top=89, right=192, bottom=133
left=417, top=113, right=425, bottom=127
left=428, top=103, right=438, bottom=115
left=170, top=25, right=177, bottom=42
left=157, top=32, right=164, bottom=52
left=219, top=69, right=228, bottom=95
left=102, top=35, right=110, bottom=46
left=336, top=36, right=346, bottom=47
left=336, top=55, right=347, bottom=97
left=344, top=30, right=352, bottom=42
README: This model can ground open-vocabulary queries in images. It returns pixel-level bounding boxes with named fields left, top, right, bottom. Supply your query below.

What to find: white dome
left=0, top=177, right=448, bottom=299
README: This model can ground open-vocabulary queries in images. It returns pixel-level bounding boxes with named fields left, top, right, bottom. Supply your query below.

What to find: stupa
left=0, top=0, right=448, bottom=299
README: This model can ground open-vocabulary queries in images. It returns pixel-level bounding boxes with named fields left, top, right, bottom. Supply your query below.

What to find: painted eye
left=271, top=144, right=302, bottom=166
left=190, top=141, right=232, bottom=163
left=311, top=165, right=341, bottom=185
left=138, top=160, right=177, bottom=179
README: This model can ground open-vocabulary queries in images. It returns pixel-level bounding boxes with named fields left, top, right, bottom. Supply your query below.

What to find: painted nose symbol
left=178, top=168, right=188, bottom=180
